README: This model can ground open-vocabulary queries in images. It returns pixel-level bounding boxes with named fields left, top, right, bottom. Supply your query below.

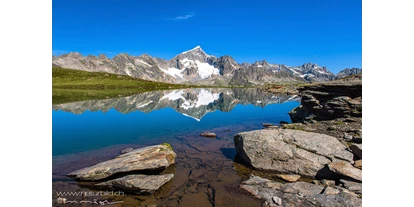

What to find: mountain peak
left=182, top=45, right=202, bottom=53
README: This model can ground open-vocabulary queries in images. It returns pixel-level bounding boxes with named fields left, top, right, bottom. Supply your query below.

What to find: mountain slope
left=335, top=68, right=362, bottom=79
left=52, top=46, right=353, bottom=86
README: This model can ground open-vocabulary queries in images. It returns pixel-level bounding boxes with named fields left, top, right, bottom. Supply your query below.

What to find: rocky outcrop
left=68, top=144, right=176, bottom=181
left=240, top=175, right=361, bottom=207
left=96, top=174, right=174, bottom=194
left=234, top=129, right=353, bottom=178
left=289, top=78, right=362, bottom=122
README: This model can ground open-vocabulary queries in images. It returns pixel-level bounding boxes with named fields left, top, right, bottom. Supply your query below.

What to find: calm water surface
left=52, top=88, right=300, bottom=207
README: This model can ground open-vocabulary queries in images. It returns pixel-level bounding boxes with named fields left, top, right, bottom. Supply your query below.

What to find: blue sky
left=53, top=0, right=361, bottom=73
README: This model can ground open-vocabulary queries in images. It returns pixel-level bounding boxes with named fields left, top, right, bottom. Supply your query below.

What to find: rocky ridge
left=53, top=46, right=361, bottom=86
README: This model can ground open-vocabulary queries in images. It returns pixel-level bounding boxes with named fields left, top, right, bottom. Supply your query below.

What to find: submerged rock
left=264, top=125, right=279, bottom=129
left=199, top=132, right=217, bottom=138
left=262, top=123, right=273, bottom=127
left=234, top=129, right=353, bottom=178
left=240, top=175, right=361, bottom=207
left=121, top=148, right=133, bottom=154
left=96, top=174, right=174, bottom=194
left=68, top=144, right=176, bottom=181
left=328, top=161, right=362, bottom=182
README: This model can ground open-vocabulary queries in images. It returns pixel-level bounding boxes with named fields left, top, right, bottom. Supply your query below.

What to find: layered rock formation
left=289, top=76, right=362, bottom=122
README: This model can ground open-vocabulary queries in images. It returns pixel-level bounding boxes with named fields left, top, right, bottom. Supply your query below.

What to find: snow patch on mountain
left=160, top=67, right=185, bottom=78
left=195, top=61, right=220, bottom=79
left=182, top=46, right=202, bottom=54
left=135, top=60, right=152, bottom=67
left=180, top=58, right=194, bottom=67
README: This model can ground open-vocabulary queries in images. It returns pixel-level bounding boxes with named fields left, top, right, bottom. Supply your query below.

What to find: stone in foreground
left=240, top=175, right=361, bottom=207
left=68, top=144, right=176, bottom=181
left=276, top=174, right=300, bottom=182
left=328, top=161, right=362, bottom=182
left=199, top=132, right=217, bottom=138
left=234, top=129, right=353, bottom=178
left=96, top=174, right=174, bottom=194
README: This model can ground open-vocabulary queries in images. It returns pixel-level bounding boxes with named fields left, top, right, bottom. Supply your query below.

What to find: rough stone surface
left=289, top=77, right=362, bottom=122
left=320, top=179, right=336, bottom=187
left=272, top=196, right=282, bottom=205
left=329, top=161, right=362, bottom=181
left=354, top=160, right=362, bottom=169
left=340, top=179, right=362, bottom=195
left=350, top=144, right=362, bottom=159
left=68, top=145, right=176, bottom=181
left=234, top=129, right=353, bottom=178
left=96, top=174, right=174, bottom=194
left=276, top=174, right=300, bottom=182
left=240, top=175, right=361, bottom=207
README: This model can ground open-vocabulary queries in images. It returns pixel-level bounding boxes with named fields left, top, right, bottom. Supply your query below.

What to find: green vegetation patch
left=161, top=143, right=173, bottom=151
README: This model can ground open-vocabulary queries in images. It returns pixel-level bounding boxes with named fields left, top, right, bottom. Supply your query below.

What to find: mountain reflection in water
left=52, top=88, right=300, bottom=121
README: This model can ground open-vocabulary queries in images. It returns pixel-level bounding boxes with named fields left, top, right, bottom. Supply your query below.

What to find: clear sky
left=53, top=0, right=361, bottom=73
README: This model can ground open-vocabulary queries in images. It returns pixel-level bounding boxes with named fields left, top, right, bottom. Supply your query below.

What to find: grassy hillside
left=52, top=66, right=193, bottom=89
left=52, top=66, right=196, bottom=104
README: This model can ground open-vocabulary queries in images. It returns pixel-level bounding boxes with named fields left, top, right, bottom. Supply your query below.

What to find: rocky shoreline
left=235, top=75, right=362, bottom=206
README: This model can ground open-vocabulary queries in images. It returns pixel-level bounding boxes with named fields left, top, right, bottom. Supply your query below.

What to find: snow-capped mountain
left=52, top=88, right=300, bottom=121
left=53, top=46, right=352, bottom=85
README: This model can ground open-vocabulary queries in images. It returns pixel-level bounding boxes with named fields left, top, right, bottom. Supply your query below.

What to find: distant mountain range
left=52, top=46, right=361, bottom=86
left=52, top=88, right=300, bottom=121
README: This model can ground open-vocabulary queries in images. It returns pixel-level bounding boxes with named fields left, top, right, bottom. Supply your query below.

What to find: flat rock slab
left=276, top=174, right=301, bottom=182
left=96, top=174, right=174, bottom=194
left=240, top=175, right=361, bottom=207
left=68, top=144, right=176, bottom=181
left=329, top=161, right=362, bottom=182
left=234, top=129, right=353, bottom=178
